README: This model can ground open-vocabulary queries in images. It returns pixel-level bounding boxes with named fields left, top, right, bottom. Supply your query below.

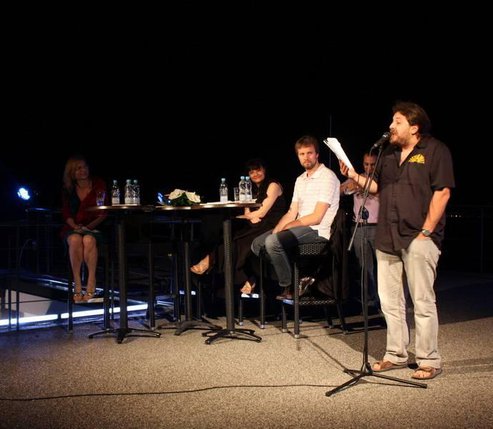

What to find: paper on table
left=323, top=137, right=354, bottom=170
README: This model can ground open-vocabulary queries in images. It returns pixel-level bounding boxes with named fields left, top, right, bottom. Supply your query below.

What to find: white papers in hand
left=323, top=137, right=354, bottom=170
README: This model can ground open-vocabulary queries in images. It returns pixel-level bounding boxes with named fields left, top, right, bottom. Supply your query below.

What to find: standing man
left=340, top=152, right=380, bottom=310
left=251, top=135, right=340, bottom=299
left=340, top=101, right=454, bottom=380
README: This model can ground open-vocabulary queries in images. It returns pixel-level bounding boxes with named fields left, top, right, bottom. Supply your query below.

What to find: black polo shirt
left=374, top=135, right=455, bottom=253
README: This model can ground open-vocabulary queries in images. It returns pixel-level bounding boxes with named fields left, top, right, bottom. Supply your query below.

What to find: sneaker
left=298, top=277, right=315, bottom=296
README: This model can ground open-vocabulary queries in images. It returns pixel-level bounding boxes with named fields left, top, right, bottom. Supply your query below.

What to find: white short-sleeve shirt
left=291, top=163, right=340, bottom=240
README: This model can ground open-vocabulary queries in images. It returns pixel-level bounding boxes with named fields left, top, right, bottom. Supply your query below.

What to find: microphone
left=372, top=131, right=391, bottom=148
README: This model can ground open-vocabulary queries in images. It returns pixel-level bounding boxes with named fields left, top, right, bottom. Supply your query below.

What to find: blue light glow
left=17, top=187, right=31, bottom=201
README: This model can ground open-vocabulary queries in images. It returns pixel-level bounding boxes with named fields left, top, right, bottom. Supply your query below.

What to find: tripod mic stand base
left=325, top=364, right=427, bottom=397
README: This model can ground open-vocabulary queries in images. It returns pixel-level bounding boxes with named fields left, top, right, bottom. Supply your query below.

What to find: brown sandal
left=73, top=282, right=83, bottom=303
left=83, top=290, right=103, bottom=304
left=372, top=360, right=408, bottom=372
left=411, top=366, right=442, bottom=380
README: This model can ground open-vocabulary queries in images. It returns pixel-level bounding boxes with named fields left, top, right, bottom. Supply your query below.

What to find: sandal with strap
left=240, top=280, right=256, bottom=295
left=73, top=292, right=83, bottom=303
left=83, top=291, right=95, bottom=303
left=372, top=360, right=408, bottom=372
left=411, top=366, right=442, bottom=380
left=190, top=255, right=212, bottom=275
left=83, top=286, right=103, bottom=303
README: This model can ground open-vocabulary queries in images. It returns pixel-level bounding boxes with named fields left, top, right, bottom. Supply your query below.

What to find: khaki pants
left=376, top=237, right=442, bottom=369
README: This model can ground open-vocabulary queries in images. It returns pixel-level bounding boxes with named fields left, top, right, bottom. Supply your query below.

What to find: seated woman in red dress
left=60, top=155, right=108, bottom=303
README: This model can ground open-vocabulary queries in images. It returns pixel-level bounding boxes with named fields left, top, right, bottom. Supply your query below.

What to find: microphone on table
left=372, top=131, right=391, bottom=149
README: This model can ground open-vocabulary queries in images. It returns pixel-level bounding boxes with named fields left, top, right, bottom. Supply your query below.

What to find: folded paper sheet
left=323, top=137, right=354, bottom=170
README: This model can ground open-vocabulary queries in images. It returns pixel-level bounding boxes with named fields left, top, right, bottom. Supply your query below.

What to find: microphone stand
left=326, top=143, right=427, bottom=397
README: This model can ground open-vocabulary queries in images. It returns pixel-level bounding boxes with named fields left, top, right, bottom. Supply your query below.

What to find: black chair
left=67, top=241, right=112, bottom=334
left=242, top=208, right=349, bottom=338
left=87, top=242, right=113, bottom=337
left=279, top=239, right=348, bottom=338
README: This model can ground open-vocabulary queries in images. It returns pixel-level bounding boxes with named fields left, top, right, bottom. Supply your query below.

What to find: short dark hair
left=245, top=158, right=267, bottom=172
left=294, top=135, right=319, bottom=154
left=393, top=101, right=432, bottom=135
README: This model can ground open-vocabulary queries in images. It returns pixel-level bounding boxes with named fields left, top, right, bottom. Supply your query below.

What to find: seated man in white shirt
left=251, top=135, right=340, bottom=299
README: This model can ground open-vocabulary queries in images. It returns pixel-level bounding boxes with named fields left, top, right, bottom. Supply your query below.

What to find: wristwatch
left=421, top=228, right=432, bottom=237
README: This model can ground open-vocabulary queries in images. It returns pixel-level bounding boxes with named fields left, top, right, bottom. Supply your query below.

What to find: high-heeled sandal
left=83, top=291, right=104, bottom=303
left=190, top=256, right=212, bottom=275
left=83, top=291, right=96, bottom=303
left=73, top=292, right=83, bottom=303
left=83, top=281, right=103, bottom=303
left=73, top=282, right=83, bottom=303
left=240, top=280, right=256, bottom=295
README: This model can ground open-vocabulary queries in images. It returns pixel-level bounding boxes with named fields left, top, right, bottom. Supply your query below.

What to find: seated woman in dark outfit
left=190, top=158, right=287, bottom=294
left=60, top=155, right=108, bottom=303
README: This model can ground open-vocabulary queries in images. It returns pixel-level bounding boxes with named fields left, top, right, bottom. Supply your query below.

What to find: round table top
left=88, top=201, right=260, bottom=212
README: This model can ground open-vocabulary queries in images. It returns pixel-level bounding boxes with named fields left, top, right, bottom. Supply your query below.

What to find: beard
left=304, top=160, right=317, bottom=170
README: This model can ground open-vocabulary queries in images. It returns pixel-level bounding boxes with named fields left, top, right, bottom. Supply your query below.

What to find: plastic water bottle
left=219, top=178, right=228, bottom=203
left=124, top=179, right=133, bottom=204
left=239, top=176, right=247, bottom=202
left=245, top=176, right=253, bottom=202
left=111, top=179, right=120, bottom=205
left=133, top=179, right=140, bottom=205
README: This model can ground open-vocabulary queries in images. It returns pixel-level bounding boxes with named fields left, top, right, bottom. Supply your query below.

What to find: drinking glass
left=96, top=191, right=106, bottom=206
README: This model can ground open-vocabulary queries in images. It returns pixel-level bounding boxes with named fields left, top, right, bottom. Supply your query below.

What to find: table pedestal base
left=174, top=318, right=222, bottom=335
left=203, top=328, right=262, bottom=344
left=88, top=326, right=161, bottom=344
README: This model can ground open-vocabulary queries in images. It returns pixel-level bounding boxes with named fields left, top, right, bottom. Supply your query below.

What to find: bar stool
left=240, top=208, right=349, bottom=337
left=152, top=218, right=202, bottom=330
left=281, top=208, right=349, bottom=338
left=147, top=240, right=180, bottom=329
left=237, top=250, right=269, bottom=329
left=87, top=241, right=114, bottom=337
left=66, top=241, right=112, bottom=334
left=279, top=240, right=348, bottom=338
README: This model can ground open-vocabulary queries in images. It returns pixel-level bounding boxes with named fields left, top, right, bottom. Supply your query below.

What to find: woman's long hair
left=62, top=155, right=89, bottom=193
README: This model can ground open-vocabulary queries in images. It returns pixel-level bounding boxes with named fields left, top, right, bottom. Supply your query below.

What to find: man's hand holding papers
left=323, top=137, right=354, bottom=171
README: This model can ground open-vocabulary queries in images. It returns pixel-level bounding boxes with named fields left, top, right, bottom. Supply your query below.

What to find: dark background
left=3, top=4, right=491, bottom=220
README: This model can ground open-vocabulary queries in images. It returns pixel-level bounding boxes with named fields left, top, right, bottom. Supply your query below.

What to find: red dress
left=60, top=177, right=108, bottom=241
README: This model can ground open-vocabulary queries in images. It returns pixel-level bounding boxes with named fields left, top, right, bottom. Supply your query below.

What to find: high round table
left=155, top=201, right=262, bottom=344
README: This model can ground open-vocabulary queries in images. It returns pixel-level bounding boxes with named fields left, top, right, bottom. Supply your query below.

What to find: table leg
left=174, top=228, right=222, bottom=335
left=203, top=217, right=261, bottom=344
left=89, top=215, right=160, bottom=343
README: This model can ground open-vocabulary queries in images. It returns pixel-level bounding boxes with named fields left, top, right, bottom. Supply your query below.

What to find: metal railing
left=441, top=204, right=492, bottom=273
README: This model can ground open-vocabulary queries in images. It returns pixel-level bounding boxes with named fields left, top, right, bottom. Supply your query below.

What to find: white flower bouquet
left=167, top=189, right=201, bottom=206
